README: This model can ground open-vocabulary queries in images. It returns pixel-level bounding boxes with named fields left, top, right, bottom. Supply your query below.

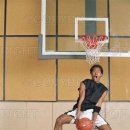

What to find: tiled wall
left=0, top=102, right=130, bottom=130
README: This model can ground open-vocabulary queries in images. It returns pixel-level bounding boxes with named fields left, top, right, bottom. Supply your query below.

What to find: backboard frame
left=39, top=0, right=130, bottom=59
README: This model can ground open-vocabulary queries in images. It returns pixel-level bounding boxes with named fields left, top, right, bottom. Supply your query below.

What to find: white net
left=85, top=49, right=100, bottom=64
left=80, top=34, right=108, bottom=64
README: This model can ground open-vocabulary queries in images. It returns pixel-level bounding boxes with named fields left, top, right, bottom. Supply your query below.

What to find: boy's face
left=91, top=67, right=103, bottom=83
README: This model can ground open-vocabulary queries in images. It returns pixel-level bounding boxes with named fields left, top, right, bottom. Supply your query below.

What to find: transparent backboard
left=39, top=0, right=130, bottom=59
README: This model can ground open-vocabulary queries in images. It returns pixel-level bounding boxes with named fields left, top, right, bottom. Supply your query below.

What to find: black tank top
left=73, top=79, right=108, bottom=111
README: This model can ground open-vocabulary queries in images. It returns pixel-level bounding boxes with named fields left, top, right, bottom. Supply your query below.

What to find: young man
left=54, top=64, right=112, bottom=130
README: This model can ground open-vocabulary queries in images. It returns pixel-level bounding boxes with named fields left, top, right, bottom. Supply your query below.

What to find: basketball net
left=79, top=34, right=108, bottom=64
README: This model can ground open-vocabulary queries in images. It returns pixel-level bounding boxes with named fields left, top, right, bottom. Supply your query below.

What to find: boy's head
left=90, top=64, right=103, bottom=83
left=90, top=64, right=103, bottom=74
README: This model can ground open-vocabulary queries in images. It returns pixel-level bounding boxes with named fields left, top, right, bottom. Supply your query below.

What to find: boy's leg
left=54, top=114, right=74, bottom=130
left=94, top=114, right=112, bottom=130
left=98, top=124, right=112, bottom=130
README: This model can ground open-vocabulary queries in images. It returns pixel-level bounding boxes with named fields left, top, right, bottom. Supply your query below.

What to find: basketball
left=76, top=118, right=93, bottom=130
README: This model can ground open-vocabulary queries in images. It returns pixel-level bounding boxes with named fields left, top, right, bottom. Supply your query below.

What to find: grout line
left=55, top=0, right=59, bottom=101
left=3, top=0, right=7, bottom=101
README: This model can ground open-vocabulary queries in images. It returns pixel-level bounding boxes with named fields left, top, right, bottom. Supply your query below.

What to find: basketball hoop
left=79, top=34, right=108, bottom=64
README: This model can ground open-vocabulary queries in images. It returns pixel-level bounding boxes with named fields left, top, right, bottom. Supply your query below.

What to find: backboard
left=39, top=0, right=130, bottom=59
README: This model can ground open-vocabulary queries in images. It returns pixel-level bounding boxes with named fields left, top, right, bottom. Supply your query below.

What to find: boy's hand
left=91, top=120, right=96, bottom=130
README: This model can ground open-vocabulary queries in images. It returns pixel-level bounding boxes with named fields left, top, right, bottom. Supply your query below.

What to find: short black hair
left=90, top=64, right=103, bottom=74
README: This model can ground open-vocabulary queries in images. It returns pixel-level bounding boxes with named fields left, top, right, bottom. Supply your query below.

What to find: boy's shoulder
left=99, top=82, right=108, bottom=91
left=82, top=78, right=91, bottom=82
left=82, top=78, right=91, bottom=84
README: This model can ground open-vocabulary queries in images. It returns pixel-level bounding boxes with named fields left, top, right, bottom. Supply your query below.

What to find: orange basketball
left=76, top=118, right=93, bottom=130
